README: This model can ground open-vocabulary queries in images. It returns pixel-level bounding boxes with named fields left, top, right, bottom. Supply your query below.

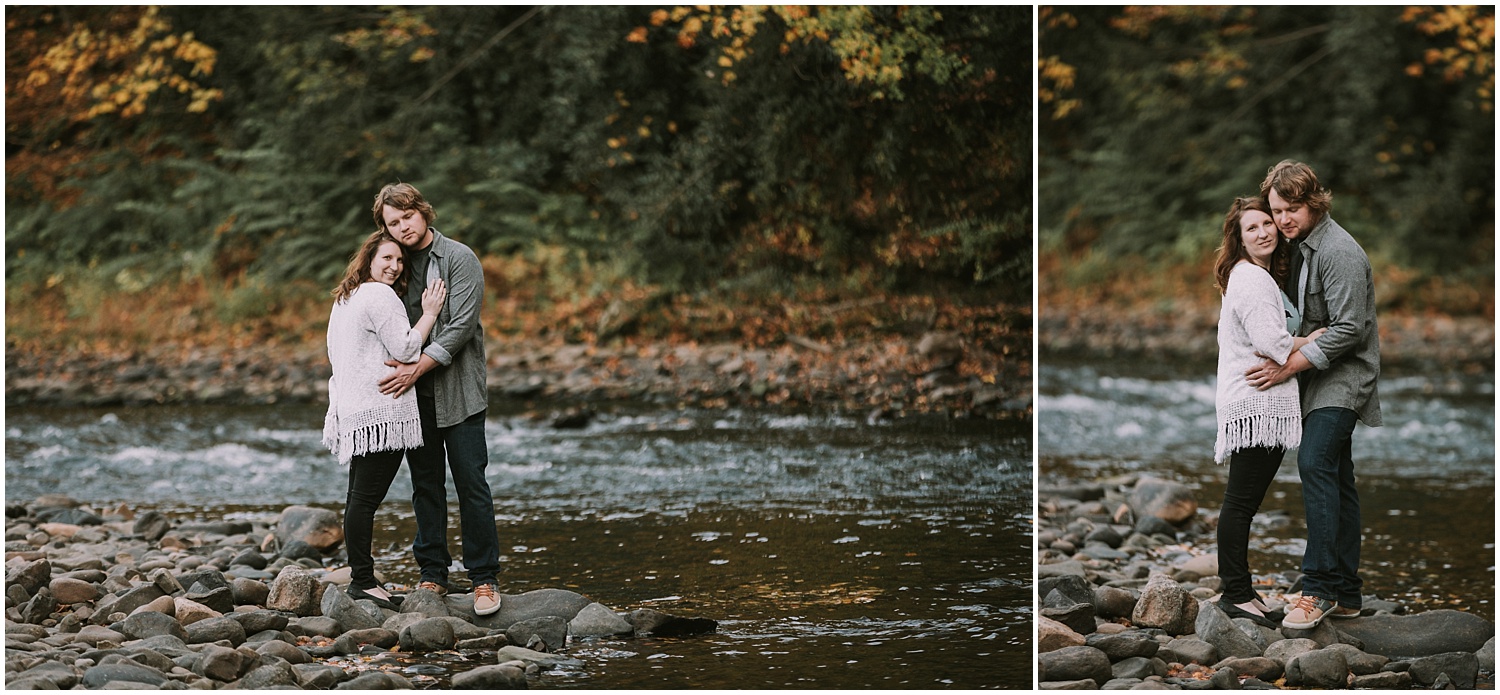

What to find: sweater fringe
left=329, top=416, right=424, bottom=466
left=1214, top=412, right=1302, bottom=464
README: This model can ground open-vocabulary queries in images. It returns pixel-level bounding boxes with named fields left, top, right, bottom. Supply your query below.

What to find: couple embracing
left=321, top=183, right=503, bottom=616
left=1211, top=161, right=1381, bottom=631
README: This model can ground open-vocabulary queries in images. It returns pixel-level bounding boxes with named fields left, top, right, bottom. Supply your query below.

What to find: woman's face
left=1239, top=209, right=1277, bottom=268
left=369, top=241, right=405, bottom=286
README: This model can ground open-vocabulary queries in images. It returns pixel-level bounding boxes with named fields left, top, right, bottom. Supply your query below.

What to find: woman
left=323, top=230, right=446, bottom=609
left=1211, top=196, right=1323, bottom=628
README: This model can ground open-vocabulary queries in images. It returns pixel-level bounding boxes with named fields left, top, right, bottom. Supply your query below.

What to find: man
left=1244, top=160, right=1382, bottom=630
left=371, top=182, right=503, bottom=616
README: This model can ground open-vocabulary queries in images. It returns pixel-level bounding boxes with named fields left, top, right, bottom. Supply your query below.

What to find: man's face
left=382, top=204, right=432, bottom=250
left=1268, top=189, right=1315, bottom=241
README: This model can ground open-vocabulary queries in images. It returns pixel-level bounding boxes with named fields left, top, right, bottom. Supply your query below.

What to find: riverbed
left=5, top=403, right=1030, bottom=688
left=1038, top=355, right=1496, bottom=621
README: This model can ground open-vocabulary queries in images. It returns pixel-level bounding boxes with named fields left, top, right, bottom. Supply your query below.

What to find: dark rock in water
left=7, top=558, right=52, bottom=595
left=1128, top=477, right=1198, bottom=524
left=1194, top=601, right=1263, bottom=660
left=550, top=407, right=594, bottom=429
left=453, top=664, right=528, bottom=689
left=457, top=634, right=511, bottom=650
left=568, top=602, right=635, bottom=638
left=507, top=615, right=568, bottom=653
left=333, top=628, right=400, bottom=654
left=1132, top=575, right=1197, bottom=635
left=1409, top=652, right=1480, bottom=689
left=35, top=506, right=105, bottom=526
left=1285, top=648, right=1348, bottom=689
left=1039, top=483, right=1106, bottom=502
left=295, top=663, right=350, bottom=689
left=626, top=607, right=720, bottom=637
left=185, top=615, right=247, bottom=646
left=400, top=616, right=458, bottom=652
left=1086, top=631, right=1160, bottom=661
left=120, top=610, right=188, bottom=642
left=1334, top=609, right=1495, bottom=658
left=275, top=505, right=344, bottom=552
left=1039, top=645, right=1113, bottom=685
left=81, top=662, right=169, bottom=689
left=133, top=511, right=172, bottom=541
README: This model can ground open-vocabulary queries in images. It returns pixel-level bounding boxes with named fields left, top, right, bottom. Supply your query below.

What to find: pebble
left=1038, top=473, right=1497, bottom=690
left=3, top=498, right=719, bottom=688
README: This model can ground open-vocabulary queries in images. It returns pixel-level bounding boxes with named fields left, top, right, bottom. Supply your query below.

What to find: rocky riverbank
left=4, top=497, right=717, bottom=690
left=1039, top=303, right=1495, bottom=371
left=5, top=329, right=1027, bottom=420
left=1037, top=476, right=1496, bottom=690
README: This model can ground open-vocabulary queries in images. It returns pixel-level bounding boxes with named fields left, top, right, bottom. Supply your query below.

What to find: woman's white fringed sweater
left=322, top=282, right=426, bottom=465
left=1215, top=261, right=1303, bottom=464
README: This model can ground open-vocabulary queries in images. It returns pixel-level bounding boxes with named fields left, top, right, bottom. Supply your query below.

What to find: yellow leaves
left=1403, top=5, right=1495, bottom=111
left=409, top=47, right=435, bottom=63
left=626, top=26, right=649, bottom=43
left=1037, top=55, right=1081, bottom=120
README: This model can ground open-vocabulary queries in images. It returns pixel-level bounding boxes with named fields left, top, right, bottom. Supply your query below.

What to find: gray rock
left=265, top=565, right=321, bottom=616
left=1041, top=601, right=1096, bottom=636
left=294, top=663, right=349, bottom=689
left=400, top=616, right=457, bottom=652
left=336, top=671, right=413, bottom=689
left=132, top=512, right=172, bottom=541
left=1194, top=601, right=1262, bottom=659
left=177, top=568, right=231, bottom=593
left=624, top=607, right=718, bottom=637
left=184, top=615, right=246, bottom=646
left=1408, top=651, right=1479, bottom=689
left=1285, top=648, right=1349, bottom=689
left=275, top=505, right=344, bottom=552
left=80, top=662, right=168, bottom=689
left=1278, top=614, right=1343, bottom=648
left=239, top=661, right=301, bottom=689
left=1215, top=656, right=1282, bottom=682
left=1262, top=637, right=1320, bottom=666
left=506, top=615, right=568, bottom=653
left=470, top=587, right=593, bottom=629
left=36, top=506, right=104, bottom=526
left=456, top=634, right=510, bottom=650
left=1334, top=609, right=1495, bottom=658
left=1085, top=525, right=1125, bottom=548
left=1133, top=516, right=1179, bottom=538
left=494, top=645, right=584, bottom=668
left=1039, top=645, right=1113, bottom=685
left=229, top=577, right=270, bottom=606
left=288, top=615, right=343, bottom=638
left=1086, top=631, right=1160, bottom=661
left=12, top=661, right=82, bottom=689
left=1039, top=575, right=1097, bottom=608
left=1161, top=638, right=1218, bottom=666
left=279, top=540, right=323, bottom=562
left=1350, top=670, right=1411, bottom=688
left=1039, top=679, right=1099, bottom=690
left=1131, top=575, right=1197, bottom=635
left=74, top=624, right=127, bottom=647
left=452, top=663, right=528, bottom=689
left=436, top=616, right=492, bottom=641
left=193, top=644, right=243, bottom=682
left=1038, top=560, right=1088, bottom=579
left=332, top=627, right=400, bottom=654
left=322, top=584, right=382, bottom=631
left=119, top=610, right=188, bottom=642
left=398, top=587, right=452, bottom=619
left=21, top=587, right=57, bottom=624
left=255, top=638, right=312, bottom=664
left=95, top=584, right=167, bottom=624
left=1323, top=642, right=1387, bottom=675
left=1128, top=477, right=1197, bottom=524
left=1479, top=636, right=1495, bottom=672
left=229, top=610, right=290, bottom=635
left=1094, top=586, right=1138, bottom=619
left=1111, top=656, right=1167, bottom=679
left=184, top=586, right=235, bottom=614
left=1207, top=666, right=1243, bottom=690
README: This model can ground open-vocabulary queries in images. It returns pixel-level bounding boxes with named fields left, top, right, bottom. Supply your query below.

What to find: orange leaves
left=1402, top=5, right=1494, bottom=110
left=626, top=26, right=649, bottom=43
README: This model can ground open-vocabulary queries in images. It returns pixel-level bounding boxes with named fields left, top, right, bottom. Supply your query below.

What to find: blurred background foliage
left=6, top=5, right=1030, bottom=342
left=1040, top=6, right=1494, bottom=315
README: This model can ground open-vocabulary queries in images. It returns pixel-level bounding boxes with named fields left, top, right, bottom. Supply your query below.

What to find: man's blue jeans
left=409, top=395, right=500, bottom=587
left=1298, top=406, right=1362, bottom=609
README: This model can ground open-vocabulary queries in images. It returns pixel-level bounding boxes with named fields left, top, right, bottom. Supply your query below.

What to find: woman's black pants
left=1218, top=445, right=1285, bottom=604
left=344, top=448, right=405, bottom=590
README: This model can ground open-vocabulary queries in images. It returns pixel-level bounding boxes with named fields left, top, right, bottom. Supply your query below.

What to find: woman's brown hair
left=332, top=230, right=408, bottom=302
left=1213, top=196, right=1290, bottom=295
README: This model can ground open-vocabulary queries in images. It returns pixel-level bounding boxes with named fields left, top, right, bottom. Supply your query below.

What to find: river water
left=5, top=402, right=1030, bottom=688
left=1039, top=356, right=1496, bottom=620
